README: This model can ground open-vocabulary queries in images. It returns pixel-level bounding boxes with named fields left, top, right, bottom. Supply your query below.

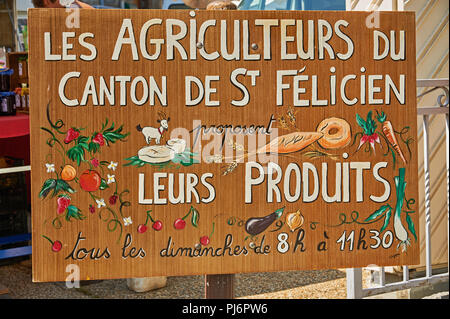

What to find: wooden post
left=205, top=274, right=235, bottom=299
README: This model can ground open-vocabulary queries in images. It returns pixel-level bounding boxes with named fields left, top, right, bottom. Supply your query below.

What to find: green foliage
left=101, top=121, right=130, bottom=145
left=364, top=204, right=391, bottom=222
left=191, top=206, right=199, bottom=228
left=356, top=110, right=377, bottom=135
left=380, top=208, right=392, bottom=233
left=65, top=119, right=129, bottom=166
left=39, top=179, right=75, bottom=199
left=67, top=136, right=89, bottom=166
left=65, top=205, right=85, bottom=221
left=406, top=213, right=417, bottom=241
left=376, top=110, right=387, bottom=123
left=99, top=179, right=109, bottom=190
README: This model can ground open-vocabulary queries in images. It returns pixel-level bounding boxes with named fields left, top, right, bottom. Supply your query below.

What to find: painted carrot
left=376, top=111, right=407, bottom=165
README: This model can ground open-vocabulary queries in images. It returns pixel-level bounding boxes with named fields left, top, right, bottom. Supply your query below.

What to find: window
left=239, top=0, right=346, bottom=11
left=82, top=0, right=137, bottom=9
left=168, top=4, right=191, bottom=9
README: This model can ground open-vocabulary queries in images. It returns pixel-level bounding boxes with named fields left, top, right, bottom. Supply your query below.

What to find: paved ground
left=0, top=258, right=348, bottom=299
left=2, top=258, right=447, bottom=299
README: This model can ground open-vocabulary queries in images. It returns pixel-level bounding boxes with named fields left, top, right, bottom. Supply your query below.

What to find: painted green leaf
left=380, top=208, right=392, bottom=233
left=39, top=179, right=75, bottom=199
left=406, top=213, right=417, bottom=241
left=356, top=113, right=367, bottom=131
left=55, top=179, right=75, bottom=195
left=364, top=204, right=391, bottom=222
left=67, top=145, right=85, bottom=166
left=376, top=110, right=387, bottom=123
left=39, top=179, right=57, bottom=198
left=273, top=207, right=285, bottom=219
left=99, top=179, right=109, bottom=190
left=77, top=136, right=89, bottom=145
left=89, top=141, right=100, bottom=154
left=65, top=205, right=85, bottom=221
left=102, top=124, right=129, bottom=145
left=191, top=207, right=199, bottom=228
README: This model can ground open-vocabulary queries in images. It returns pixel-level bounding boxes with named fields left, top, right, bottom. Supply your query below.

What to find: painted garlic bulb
left=59, top=0, right=75, bottom=7
left=286, top=210, right=304, bottom=232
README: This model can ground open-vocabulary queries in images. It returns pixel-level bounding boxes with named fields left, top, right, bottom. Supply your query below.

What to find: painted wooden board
left=29, top=9, right=419, bottom=282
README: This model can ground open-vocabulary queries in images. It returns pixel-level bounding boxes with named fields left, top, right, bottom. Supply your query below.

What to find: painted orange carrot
left=376, top=111, right=407, bottom=165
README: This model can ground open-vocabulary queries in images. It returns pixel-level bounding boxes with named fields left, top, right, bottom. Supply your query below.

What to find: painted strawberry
left=92, top=133, right=105, bottom=146
left=109, top=194, right=118, bottom=205
left=57, top=196, right=71, bottom=214
left=64, top=128, right=80, bottom=144
left=89, top=204, right=95, bottom=214
left=91, top=158, right=100, bottom=167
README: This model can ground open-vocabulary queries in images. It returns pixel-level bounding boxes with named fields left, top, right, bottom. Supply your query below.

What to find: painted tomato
left=79, top=170, right=102, bottom=192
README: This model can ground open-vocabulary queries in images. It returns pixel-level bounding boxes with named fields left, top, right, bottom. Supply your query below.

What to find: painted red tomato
left=79, top=170, right=101, bottom=192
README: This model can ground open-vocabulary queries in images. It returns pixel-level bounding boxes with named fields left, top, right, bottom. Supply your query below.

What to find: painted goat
left=136, top=111, right=170, bottom=145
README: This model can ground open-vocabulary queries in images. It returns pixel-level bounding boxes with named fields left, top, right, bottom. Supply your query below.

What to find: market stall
left=0, top=61, right=31, bottom=263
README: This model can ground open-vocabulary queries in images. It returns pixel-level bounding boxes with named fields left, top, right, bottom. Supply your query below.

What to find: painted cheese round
left=166, top=138, right=186, bottom=154
left=138, top=145, right=175, bottom=163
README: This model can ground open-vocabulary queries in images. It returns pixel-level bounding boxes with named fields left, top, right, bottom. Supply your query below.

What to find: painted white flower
left=123, top=216, right=132, bottom=226
left=96, top=198, right=106, bottom=208
left=107, top=174, right=115, bottom=184
left=45, top=163, right=55, bottom=173
left=59, top=0, right=75, bottom=7
left=108, top=161, right=118, bottom=171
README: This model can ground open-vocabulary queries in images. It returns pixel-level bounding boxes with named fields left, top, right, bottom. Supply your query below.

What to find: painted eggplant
left=245, top=207, right=285, bottom=236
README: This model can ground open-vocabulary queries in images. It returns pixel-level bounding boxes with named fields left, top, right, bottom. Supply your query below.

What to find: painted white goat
left=136, top=111, right=170, bottom=145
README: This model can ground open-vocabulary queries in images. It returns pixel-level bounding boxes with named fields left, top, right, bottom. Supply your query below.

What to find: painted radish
left=355, top=111, right=382, bottom=154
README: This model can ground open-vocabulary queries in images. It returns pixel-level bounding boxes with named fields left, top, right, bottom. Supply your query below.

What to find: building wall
left=347, top=0, right=449, bottom=269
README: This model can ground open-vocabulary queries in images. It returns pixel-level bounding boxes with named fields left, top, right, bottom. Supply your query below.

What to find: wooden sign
left=29, top=9, right=419, bottom=282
